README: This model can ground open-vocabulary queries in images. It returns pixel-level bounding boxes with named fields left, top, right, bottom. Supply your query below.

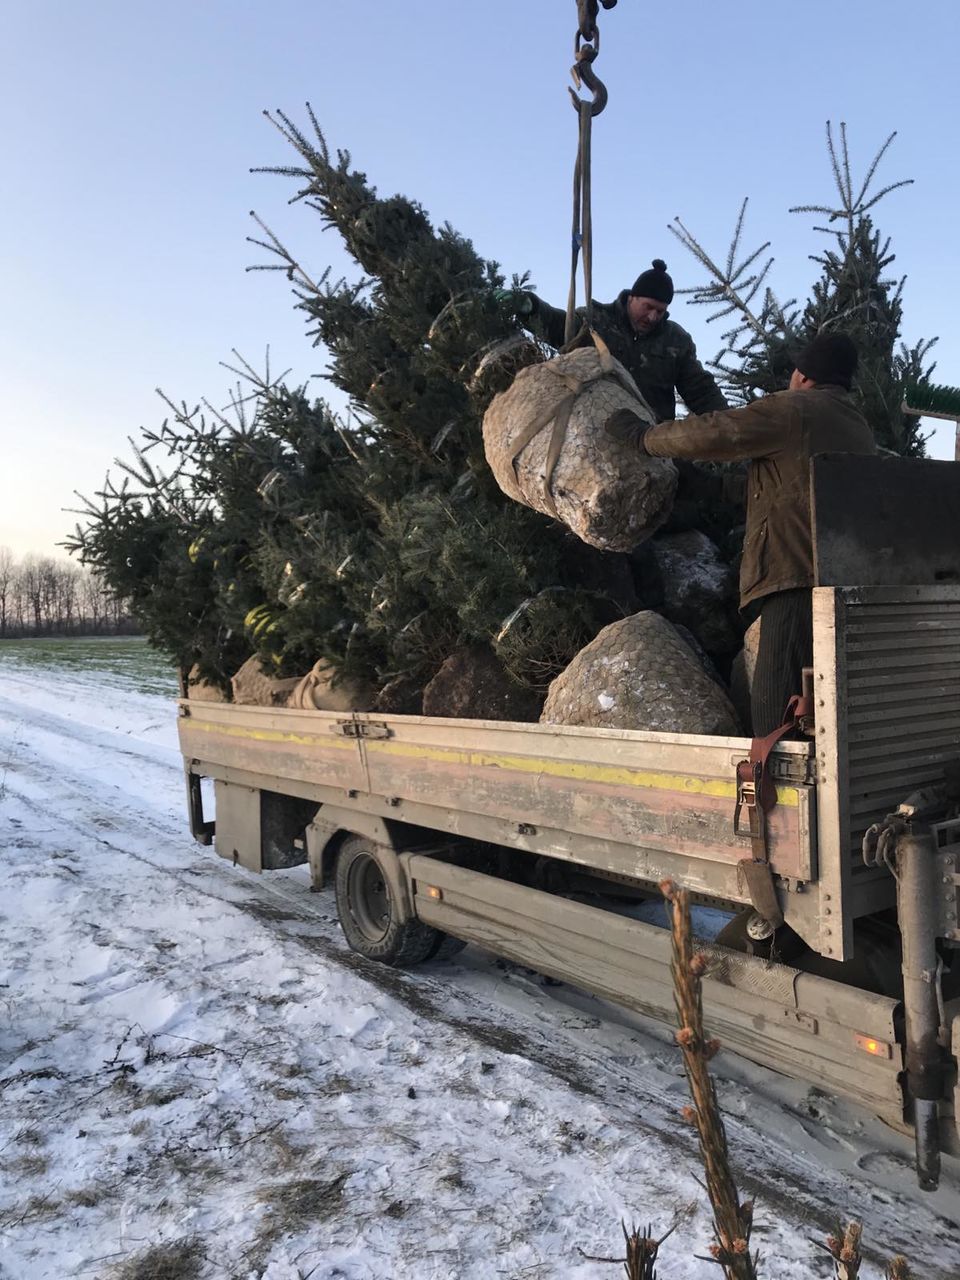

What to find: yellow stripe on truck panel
left=183, top=720, right=357, bottom=750
left=184, top=716, right=799, bottom=807
left=364, top=738, right=799, bottom=806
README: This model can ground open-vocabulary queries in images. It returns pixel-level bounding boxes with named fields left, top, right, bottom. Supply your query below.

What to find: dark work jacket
left=533, top=290, right=727, bottom=423
left=643, top=387, right=876, bottom=609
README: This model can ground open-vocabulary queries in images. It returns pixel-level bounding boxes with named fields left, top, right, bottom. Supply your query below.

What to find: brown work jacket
left=643, top=386, right=876, bottom=609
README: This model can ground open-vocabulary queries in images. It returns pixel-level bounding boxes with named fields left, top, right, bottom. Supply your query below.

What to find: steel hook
left=568, top=45, right=608, bottom=117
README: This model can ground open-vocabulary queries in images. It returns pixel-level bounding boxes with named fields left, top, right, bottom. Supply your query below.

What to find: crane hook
left=569, top=43, right=608, bottom=117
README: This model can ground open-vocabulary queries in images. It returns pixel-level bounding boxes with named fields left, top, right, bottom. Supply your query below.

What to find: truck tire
left=334, top=837, right=440, bottom=967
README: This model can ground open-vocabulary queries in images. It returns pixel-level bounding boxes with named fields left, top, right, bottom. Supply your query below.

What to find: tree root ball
left=231, top=656, right=303, bottom=707
left=482, top=347, right=677, bottom=552
left=185, top=663, right=227, bottom=702
left=422, top=645, right=544, bottom=722
left=286, top=660, right=376, bottom=712
left=648, top=529, right=740, bottom=658
left=540, top=611, right=741, bottom=735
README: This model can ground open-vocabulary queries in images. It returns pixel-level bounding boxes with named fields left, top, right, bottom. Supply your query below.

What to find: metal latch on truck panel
left=334, top=719, right=393, bottom=740
left=733, top=692, right=813, bottom=929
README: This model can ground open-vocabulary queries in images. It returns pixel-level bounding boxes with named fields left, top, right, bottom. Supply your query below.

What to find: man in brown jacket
left=608, top=333, right=875, bottom=734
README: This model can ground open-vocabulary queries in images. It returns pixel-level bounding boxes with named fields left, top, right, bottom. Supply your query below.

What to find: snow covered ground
left=0, top=639, right=958, bottom=1280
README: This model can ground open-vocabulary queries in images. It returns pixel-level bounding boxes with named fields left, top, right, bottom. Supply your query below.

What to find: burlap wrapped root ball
left=231, top=656, right=303, bottom=707
left=541, top=611, right=741, bottom=735
left=648, top=529, right=739, bottom=656
left=286, top=660, right=375, bottom=712
left=482, top=346, right=677, bottom=552
left=185, top=663, right=227, bottom=702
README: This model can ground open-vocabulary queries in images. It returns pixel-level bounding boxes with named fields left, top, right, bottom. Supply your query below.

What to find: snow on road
left=0, top=643, right=958, bottom=1279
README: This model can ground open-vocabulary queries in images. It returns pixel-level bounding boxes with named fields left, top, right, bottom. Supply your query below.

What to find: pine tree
left=670, top=122, right=935, bottom=456
left=243, top=107, right=642, bottom=692
left=83, top=114, right=944, bottom=701
left=793, top=124, right=933, bottom=455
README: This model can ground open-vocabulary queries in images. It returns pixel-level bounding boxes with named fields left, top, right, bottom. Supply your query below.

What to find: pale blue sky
left=2, top=0, right=958, bottom=558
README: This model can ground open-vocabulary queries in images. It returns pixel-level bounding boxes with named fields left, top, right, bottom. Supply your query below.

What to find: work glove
left=494, top=288, right=536, bottom=318
left=604, top=408, right=650, bottom=453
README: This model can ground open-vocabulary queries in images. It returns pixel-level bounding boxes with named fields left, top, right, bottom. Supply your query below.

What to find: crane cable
left=565, top=0, right=618, bottom=345
left=503, top=1, right=634, bottom=518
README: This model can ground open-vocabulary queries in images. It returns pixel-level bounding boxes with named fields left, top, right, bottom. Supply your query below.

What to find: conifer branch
left=246, top=211, right=323, bottom=295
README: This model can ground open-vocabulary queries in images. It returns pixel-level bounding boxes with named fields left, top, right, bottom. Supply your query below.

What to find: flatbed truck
left=178, top=456, right=960, bottom=1188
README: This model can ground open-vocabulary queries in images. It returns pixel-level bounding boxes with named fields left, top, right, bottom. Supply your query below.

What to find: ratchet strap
left=734, top=692, right=812, bottom=927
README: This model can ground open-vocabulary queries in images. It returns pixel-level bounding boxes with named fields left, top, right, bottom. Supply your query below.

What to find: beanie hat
left=630, top=258, right=674, bottom=305
left=795, top=332, right=858, bottom=390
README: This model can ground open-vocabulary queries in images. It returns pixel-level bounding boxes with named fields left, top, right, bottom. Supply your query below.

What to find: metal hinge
left=782, top=1008, right=819, bottom=1035
left=335, top=719, right=393, bottom=740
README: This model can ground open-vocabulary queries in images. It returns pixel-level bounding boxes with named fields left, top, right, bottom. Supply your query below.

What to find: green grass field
left=0, top=636, right=178, bottom=698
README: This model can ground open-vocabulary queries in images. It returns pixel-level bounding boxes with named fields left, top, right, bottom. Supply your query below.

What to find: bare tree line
left=0, top=548, right=135, bottom=639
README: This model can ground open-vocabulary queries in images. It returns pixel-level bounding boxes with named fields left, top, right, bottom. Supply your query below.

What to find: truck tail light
left=855, top=1033, right=893, bottom=1059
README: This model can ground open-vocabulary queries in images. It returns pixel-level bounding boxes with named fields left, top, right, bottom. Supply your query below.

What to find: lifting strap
left=507, top=330, right=645, bottom=519
left=733, top=692, right=813, bottom=927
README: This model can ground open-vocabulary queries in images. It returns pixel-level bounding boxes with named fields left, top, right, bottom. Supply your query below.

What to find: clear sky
left=2, top=0, right=958, bottom=559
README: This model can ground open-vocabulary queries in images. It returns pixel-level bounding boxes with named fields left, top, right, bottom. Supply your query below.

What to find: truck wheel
left=334, top=837, right=440, bottom=967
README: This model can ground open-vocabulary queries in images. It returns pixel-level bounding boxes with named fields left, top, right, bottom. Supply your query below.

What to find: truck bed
left=178, top=703, right=816, bottom=904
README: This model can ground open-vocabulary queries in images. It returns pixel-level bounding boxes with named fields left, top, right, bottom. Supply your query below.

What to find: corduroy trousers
left=750, top=588, right=813, bottom=737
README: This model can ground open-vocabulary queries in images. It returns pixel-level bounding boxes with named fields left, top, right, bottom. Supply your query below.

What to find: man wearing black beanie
left=606, top=331, right=875, bottom=735
left=516, top=259, right=727, bottom=422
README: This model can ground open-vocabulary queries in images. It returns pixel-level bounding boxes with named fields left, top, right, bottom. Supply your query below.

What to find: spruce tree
left=244, top=107, right=640, bottom=693
left=792, top=124, right=933, bottom=455
left=670, top=122, right=935, bottom=456
left=70, top=126, right=641, bottom=700
left=76, top=116, right=942, bottom=702
left=66, top=366, right=383, bottom=687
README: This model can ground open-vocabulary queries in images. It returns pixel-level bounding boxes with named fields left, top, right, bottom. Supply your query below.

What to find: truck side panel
left=179, top=704, right=817, bottom=917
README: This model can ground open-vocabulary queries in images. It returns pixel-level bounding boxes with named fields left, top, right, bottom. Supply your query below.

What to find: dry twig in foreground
left=662, top=879, right=758, bottom=1280
left=823, top=1219, right=863, bottom=1278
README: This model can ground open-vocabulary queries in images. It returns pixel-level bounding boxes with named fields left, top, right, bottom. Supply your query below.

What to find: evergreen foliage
left=670, top=197, right=800, bottom=400
left=71, top=109, right=638, bottom=696
left=71, top=113, right=940, bottom=702
left=671, top=122, right=936, bottom=455
left=243, top=108, right=640, bottom=689
left=66, top=366, right=381, bottom=686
